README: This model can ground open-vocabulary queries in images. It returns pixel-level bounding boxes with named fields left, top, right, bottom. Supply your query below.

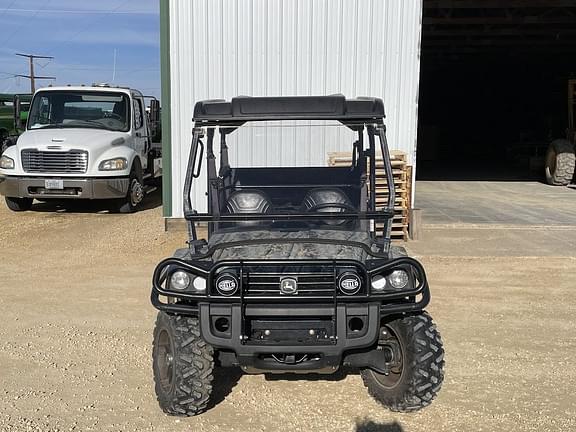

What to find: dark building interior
left=418, top=0, right=576, bottom=181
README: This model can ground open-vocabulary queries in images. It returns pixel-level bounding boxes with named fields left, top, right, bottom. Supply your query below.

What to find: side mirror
left=13, top=96, right=25, bottom=130
left=148, top=99, right=160, bottom=138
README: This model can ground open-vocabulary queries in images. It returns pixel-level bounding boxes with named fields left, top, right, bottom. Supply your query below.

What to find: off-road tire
left=545, top=139, right=575, bottom=186
left=5, top=197, right=33, bottom=212
left=152, top=312, right=215, bottom=416
left=361, top=312, right=444, bottom=412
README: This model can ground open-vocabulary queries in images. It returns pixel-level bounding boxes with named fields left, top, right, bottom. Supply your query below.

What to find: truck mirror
left=148, top=99, right=160, bottom=140
left=13, top=96, right=24, bottom=130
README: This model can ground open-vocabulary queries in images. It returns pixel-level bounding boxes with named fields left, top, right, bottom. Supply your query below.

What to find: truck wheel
left=152, top=312, right=215, bottom=416
left=361, top=312, right=444, bottom=412
left=116, top=169, right=144, bottom=213
left=5, top=197, right=33, bottom=212
left=545, top=139, right=575, bottom=186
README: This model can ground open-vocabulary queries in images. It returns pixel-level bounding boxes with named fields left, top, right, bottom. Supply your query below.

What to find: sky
left=0, top=0, right=160, bottom=97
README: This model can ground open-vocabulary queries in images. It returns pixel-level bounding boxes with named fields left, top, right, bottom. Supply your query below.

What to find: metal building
left=160, top=0, right=423, bottom=218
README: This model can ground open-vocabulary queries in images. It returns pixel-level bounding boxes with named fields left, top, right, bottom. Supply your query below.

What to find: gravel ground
left=0, top=194, right=575, bottom=432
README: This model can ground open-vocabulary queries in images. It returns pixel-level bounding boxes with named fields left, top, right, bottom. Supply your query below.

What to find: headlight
left=388, top=269, right=409, bottom=290
left=215, top=273, right=238, bottom=296
left=371, top=274, right=387, bottom=292
left=170, top=271, right=190, bottom=290
left=0, top=155, right=14, bottom=169
left=169, top=271, right=206, bottom=293
left=338, top=272, right=361, bottom=295
left=99, top=158, right=127, bottom=171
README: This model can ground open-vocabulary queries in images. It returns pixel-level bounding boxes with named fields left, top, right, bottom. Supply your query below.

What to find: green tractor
left=545, top=80, right=576, bottom=186
left=0, top=93, right=31, bottom=155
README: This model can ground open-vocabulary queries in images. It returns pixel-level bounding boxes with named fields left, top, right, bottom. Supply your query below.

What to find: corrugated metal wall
left=168, top=0, right=422, bottom=216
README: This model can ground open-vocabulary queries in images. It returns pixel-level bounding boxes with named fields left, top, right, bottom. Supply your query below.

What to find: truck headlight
left=388, top=270, right=409, bottom=290
left=99, top=158, right=127, bottom=171
left=0, top=155, right=14, bottom=169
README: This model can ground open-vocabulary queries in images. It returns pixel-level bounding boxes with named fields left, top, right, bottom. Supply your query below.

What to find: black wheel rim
left=371, top=325, right=404, bottom=389
left=157, top=329, right=175, bottom=393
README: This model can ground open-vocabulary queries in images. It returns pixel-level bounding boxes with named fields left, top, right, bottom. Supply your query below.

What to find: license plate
left=45, top=179, right=64, bottom=190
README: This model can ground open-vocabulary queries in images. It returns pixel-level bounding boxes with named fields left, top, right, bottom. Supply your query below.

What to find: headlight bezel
left=0, top=155, right=15, bottom=169
left=98, top=157, right=128, bottom=171
left=167, top=269, right=207, bottom=294
left=370, top=266, right=415, bottom=294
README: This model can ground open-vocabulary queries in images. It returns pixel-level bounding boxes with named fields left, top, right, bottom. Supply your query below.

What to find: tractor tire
left=5, top=197, right=33, bottom=212
left=152, top=312, right=215, bottom=416
left=361, top=311, right=444, bottom=412
left=545, top=139, right=575, bottom=186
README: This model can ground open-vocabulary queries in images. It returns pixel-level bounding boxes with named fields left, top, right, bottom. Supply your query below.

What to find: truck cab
left=0, top=84, right=161, bottom=212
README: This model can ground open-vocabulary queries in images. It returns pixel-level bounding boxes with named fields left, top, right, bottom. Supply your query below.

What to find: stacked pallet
left=327, top=150, right=411, bottom=241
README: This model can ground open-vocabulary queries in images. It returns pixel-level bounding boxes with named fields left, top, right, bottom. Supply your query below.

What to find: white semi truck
left=0, top=84, right=161, bottom=212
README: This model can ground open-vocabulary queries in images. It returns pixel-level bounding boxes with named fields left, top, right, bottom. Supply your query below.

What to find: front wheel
left=152, top=312, right=215, bottom=416
left=115, top=170, right=144, bottom=213
left=361, top=312, right=444, bottom=412
left=5, top=197, right=33, bottom=212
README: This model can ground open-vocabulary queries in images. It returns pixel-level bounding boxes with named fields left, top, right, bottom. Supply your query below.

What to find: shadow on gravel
left=355, top=419, right=403, bottom=432
left=208, top=367, right=243, bottom=409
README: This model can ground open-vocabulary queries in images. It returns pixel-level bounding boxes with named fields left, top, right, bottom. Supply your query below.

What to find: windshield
left=28, top=91, right=130, bottom=132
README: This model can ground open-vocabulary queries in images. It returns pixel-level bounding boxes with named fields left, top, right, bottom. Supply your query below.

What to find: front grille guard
left=151, top=257, right=430, bottom=318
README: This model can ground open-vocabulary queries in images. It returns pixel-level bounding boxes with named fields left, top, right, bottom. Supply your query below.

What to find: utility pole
left=15, top=53, right=56, bottom=93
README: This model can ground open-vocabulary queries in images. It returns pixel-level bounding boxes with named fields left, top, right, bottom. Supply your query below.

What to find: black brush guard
left=151, top=257, right=429, bottom=373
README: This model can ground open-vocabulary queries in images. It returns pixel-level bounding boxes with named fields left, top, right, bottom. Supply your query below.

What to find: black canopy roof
left=193, top=95, right=385, bottom=124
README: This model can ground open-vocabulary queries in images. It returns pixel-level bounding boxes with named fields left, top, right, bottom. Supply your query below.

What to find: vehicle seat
left=225, top=189, right=272, bottom=226
left=301, top=187, right=352, bottom=225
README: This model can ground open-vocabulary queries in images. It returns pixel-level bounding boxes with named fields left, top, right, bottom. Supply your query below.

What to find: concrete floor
left=415, top=181, right=576, bottom=227
left=412, top=181, right=576, bottom=256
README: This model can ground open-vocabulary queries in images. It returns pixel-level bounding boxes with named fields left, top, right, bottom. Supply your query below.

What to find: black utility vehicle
left=151, top=95, right=444, bottom=415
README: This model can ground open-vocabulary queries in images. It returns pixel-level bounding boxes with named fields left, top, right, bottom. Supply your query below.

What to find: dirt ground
left=1, top=193, right=575, bottom=432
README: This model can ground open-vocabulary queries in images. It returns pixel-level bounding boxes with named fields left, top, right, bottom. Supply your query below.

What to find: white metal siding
left=168, top=0, right=422, bottom=216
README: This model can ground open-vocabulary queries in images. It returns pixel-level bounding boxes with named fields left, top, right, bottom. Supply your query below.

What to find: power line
left=15, top=53, right=56, bottom=93
left=0, top=0, right=53, bottom=47
left=0, top=0, right=18, bottom=20
left=46, top=0, right=134, bottom=55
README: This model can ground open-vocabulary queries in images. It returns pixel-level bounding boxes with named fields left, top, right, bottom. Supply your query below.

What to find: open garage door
left=418, top=0, right=576, bottom=181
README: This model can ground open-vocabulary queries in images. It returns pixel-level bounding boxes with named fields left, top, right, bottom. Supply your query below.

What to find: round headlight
left=170, top=271, right=191, bottom=291
left=371, top=274, right=387, bottom=292
left=338, top=272, right=361, bottom=295
left=388, top=270, right=409, bottom=290
left=216, top=273, right=238, bottom=296
left=192, top=277, right=207, bottom=292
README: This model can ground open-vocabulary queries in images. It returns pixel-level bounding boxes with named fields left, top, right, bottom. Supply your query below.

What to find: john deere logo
left=280, top=277, right=298, bottom=295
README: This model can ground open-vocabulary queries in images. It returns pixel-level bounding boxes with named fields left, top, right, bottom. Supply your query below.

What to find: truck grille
left=21, top=149, right=88, bottom=174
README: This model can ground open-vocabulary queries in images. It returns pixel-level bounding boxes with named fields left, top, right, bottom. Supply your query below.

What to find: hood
left=17, top=128, right=130, bottom=152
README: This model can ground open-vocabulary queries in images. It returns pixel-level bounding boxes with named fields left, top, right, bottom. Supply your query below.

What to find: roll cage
left=183, top=95, right=396, bottom=255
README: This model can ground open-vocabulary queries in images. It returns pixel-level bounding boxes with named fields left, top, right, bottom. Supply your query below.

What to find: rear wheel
left=361, top=312, right=444, bottom=412
left=5, top=197, right=33, bottom=212
left=545, top=139, right=575, bottom=186
left=152, top=312, right=215, bottom=416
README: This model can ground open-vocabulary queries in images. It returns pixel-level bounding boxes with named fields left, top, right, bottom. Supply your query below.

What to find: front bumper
left=0, top=175, right=129, bottom=199
left=151, top=257, right=431, bottom=374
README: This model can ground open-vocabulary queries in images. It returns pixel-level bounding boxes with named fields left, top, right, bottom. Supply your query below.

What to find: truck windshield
left=27, top=91, right=130, bottom=132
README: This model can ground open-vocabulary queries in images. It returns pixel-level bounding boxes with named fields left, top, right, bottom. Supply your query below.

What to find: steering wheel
left=305, top=202, right=357, bottom=213
left=104, top=112, right=124, bottom=121
left=305, top=202, right=357, bottom=225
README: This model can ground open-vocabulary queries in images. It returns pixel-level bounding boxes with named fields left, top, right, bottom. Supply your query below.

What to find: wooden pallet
left=328, top=151, right=411, bottom=241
